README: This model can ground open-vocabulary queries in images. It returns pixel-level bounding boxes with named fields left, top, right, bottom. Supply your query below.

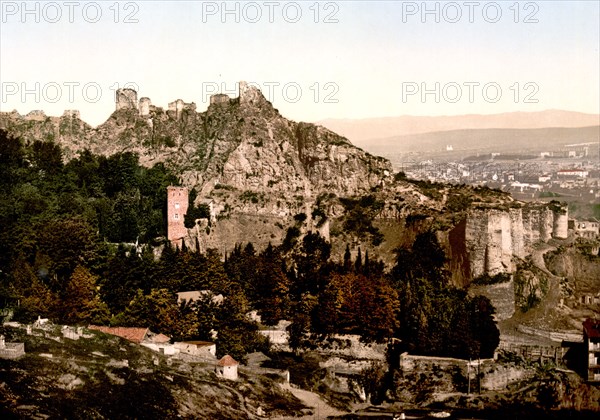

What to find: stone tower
left=115, top=88, right=138, bottom=111
left=167, top=186, right=189, bottom=246
left=210, top=93, right=230, bottom=106
left=139, top=97, right=151, bottom=117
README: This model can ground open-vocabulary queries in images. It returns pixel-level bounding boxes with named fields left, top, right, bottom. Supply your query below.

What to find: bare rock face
left=0, top=82, right=391, bottom=220
left=173, top=83, right=387, bottom=206
left=465, top=202, right=568, bottom=278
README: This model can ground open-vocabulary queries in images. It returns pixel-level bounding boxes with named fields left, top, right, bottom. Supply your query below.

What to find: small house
left=574, top=218, right=599, bottom=239
left=142, top=333, right=178, bottom=355
left=216, top=355, right=239, bottom=380
left=0, top=334, right=25, bottom=359
left=174, top=341, right=217, bottom=358
left=583, top=318, right=600, bottom=382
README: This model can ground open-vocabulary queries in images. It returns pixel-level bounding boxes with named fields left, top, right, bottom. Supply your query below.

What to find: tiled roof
left=217, top=355, right=238, bottom=366
left=89, top=326, right=149, bottom=344
left=583, top=319, right=600, bottom=339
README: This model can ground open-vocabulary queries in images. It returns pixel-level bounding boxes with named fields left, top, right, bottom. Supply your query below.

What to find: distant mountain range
left=318, top=110, right=600, bottom=153
left=347, top=126, right=600, bottom=156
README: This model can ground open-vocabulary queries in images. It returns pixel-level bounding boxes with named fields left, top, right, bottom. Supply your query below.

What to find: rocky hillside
left=0, top=83, right=575, bottom=286
left=0, top=323, right=306, bottom=419
left=0, top=83, right=391, bottom=207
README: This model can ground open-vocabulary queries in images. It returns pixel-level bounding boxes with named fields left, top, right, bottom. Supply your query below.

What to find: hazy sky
left=1, top=1, right=599, bottom=126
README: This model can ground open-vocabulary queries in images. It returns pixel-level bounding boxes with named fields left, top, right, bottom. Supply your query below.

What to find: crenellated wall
left=466, top=202, right=568, bottom=278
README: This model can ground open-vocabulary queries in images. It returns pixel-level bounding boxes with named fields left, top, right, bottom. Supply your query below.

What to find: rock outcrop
left=0, top=82, right=391, bottom=215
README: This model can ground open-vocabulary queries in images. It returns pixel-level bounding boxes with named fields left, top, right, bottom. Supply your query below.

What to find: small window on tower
left=174, top=214, right=179, bottom=220
left=175, top=203, right=180, bottom=209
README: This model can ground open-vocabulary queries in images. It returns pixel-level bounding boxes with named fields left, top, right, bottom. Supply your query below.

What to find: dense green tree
left=292, top=232, right=331, bottom=298
left=254, top=244, right=291, bottom=325
left=6, top=256, right=56, bottom=322
left=60, top=265, right=110, bottom=325
left=30, top=140, right=63, bottom=177
left=391, top=230, right=499, bottom=358
left=288, top=293, right=318, bottom=353
left=33, top=218, right=104, bottom=290
left=184, top=188, right=211, bottom=228
left=215, top=283, right=266, bottom=362
left=117, top=288, right=198, bottom=340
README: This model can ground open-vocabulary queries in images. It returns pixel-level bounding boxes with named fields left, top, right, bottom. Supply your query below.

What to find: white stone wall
left=466, top=203, right=568, bottom=279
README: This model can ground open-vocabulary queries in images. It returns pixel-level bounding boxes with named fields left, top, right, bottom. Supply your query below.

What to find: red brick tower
left=167, top=186, right=189, bottom=245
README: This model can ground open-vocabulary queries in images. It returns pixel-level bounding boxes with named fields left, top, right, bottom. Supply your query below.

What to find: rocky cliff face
left=0, top=84, right=571, bottom=288
left=465, top=202, right=568, bottom=278
left=0, top=83, right=391, bottom=215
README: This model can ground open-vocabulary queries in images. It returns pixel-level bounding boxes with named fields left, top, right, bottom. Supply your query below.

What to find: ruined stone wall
left=466, top=203, right=568, bottom=279
left=138, top=97, right=151, bottom=117
left=168, top=99, right=196, bottom=120
left=552, top=206, right=569, bottom=239
left=210, top=94, right=230, bottom=105
left=115, top=88, right=138, bottom=111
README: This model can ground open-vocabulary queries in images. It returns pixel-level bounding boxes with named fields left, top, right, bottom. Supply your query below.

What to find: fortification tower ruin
left=168, top=99, right=196, bottom=121
left=115, top=88, right=138, bottom=111
left=138, top=97, right=151, bottom=117
left=210, top=93, right=230, bottom=106
left=167, top=186, right=189, bottom=246
left=552, top=203, right=569, bottom=239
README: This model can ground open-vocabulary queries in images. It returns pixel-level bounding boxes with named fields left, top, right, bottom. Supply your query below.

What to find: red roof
left=89, top=326, right=149, bottom=344
left=217, top=355, right=238, bottom=366
left=583, top=319, right=600, bottom=339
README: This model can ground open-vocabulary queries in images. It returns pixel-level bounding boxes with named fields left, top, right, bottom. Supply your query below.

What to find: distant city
left=386, top=142, right=600, bottom=208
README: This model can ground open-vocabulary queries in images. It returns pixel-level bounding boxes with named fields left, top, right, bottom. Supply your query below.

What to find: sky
left=1, top=0, right=599, bottom=126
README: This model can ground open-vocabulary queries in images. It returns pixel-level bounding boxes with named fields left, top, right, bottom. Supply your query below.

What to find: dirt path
left=278, top=384, right=344, bottom=419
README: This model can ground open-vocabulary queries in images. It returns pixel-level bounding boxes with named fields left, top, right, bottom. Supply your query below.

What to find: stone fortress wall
left=115, top=83, right=256, bottom=119
left=466, top=202, right=568, bottom=278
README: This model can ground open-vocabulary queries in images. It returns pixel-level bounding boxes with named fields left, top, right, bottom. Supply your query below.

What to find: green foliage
left=184, top=188, right=210, bottom=228
left=340, top=195, right=385, bottom=245
left=472, top=272, right=511, bottom=285
left=281, top=226, right=301, bottom=250
left=116, top=288, right=198, bottom=340
left=60, top=266, right=110, bottom=325
left=358, top=361, right=387, bottom=404
left=239, top=190, right=263, bottom=204
left=394, top=171, right=407, bottom=181
left=593, top=204, right=600, bottom=219
left=391, top=231, right=499, bottom=359
left=446, top=192, right=472, bottom=212
left=293, top=212, right=307, bottom=222
left=406, top=179, right=444, bottom=200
